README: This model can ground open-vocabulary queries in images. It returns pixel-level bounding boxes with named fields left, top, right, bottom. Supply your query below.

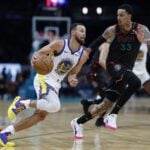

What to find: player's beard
left=76, top=36, right=85, bottom=45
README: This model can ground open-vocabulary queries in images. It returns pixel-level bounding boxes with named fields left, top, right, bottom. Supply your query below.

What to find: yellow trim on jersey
left=38, top=75, right=47, bottom=94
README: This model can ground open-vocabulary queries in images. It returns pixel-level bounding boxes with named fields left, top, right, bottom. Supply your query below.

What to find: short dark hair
left=70, top=23, right=84, bottom=34
left=118, top=4, right=134, bottom=16
left=47, top=30, right=56, bottom=35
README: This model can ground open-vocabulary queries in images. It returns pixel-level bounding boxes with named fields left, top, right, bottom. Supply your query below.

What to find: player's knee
left=52, top=103, right=61, bottom=112
left=125, top=71, right=141, bottom=90
left=134, top=78, right=141, bottom=89
left=47, top=102, right=61, bottom=113
left=37, top=99, right=61, bottom=113
left=129, top=75, right=141, bottom=89
left=143, top=80, right=150, bottom=94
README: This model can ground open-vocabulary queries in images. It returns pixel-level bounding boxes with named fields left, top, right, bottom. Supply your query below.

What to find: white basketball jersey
left=34, top=39, right=84, bottom=92
left=133, top=43, right=148, bottom=73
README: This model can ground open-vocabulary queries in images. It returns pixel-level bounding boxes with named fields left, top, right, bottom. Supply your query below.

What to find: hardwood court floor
left=0, top=98, right=150, bottom=150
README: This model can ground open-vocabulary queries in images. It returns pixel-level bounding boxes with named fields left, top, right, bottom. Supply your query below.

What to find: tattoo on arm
left=102, top=25, right=115, bottom=42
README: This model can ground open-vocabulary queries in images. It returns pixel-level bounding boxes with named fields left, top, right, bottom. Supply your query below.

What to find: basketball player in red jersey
left=71, top=4, right=150, bottom=139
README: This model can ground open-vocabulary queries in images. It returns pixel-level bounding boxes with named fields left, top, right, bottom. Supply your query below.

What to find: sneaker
left=0, top=132, right=15, bottom=147
left=95, top=117, right=105, bottom=127
left=80, top=99, right=93, bottom=114
left=8, top=96, right=26, bottom=121
left=70, top=118, right=84, bottom=139
left=104, top=114, right=117, bottom=131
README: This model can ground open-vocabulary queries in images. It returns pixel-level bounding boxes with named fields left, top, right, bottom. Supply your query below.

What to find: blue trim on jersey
left=68, top=39, right=81, bottom=54
left=78, top=47, right=84, bottom=62
left=55, top=39, right=65, bottom=56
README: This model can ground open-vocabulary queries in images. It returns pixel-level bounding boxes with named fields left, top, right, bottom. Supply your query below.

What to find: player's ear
left=71, top=30, right=76, bottom=37
left=128, top=14, right=132, bottom=20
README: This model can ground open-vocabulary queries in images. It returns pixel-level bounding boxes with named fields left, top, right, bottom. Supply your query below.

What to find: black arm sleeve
left=88, top=35, right=106, bottom=51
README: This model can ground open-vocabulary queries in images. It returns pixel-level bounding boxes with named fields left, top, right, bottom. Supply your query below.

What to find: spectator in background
left=1, top=68, right=7, bottom=81
left=0, top=74, right=6, bottom=100
left=77, top=75, right=93, bottom=100
left=39, top=30, right=59, bottom=48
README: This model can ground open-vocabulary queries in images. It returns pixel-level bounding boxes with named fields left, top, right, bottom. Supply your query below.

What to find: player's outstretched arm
left=99, top=42, right=110, bottom=70
left=68, top=50, right=89, bottom=87
left=89, top=25, right=115, bottom=52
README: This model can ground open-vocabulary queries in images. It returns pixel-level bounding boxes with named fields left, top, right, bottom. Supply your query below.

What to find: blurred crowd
left=0, top=62, right=149, bottom=101
left=0, top=66, right=30, bottom=101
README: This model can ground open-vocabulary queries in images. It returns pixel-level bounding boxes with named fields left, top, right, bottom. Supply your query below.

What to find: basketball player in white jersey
left=97, top=42, right=150, bottom=130
left=0, top=23, right=89, bottom=146
left=132, top=43, right=150, bottom=94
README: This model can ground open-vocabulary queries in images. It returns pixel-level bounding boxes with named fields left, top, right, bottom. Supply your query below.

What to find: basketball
left=31, top=52, right=54, bottom=75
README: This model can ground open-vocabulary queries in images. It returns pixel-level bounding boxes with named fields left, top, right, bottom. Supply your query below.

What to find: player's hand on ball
left=31, top=51, right=54, bottom=75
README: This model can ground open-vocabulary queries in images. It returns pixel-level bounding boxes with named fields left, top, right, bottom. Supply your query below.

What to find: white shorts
left=33, top=75, right=60, bottom=104
left=133, top=68, right=150, bottom=85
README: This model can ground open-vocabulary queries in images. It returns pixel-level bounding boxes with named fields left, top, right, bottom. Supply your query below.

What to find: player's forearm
left=89, top=35, right=106, bottom=51
left=37, top=47, right=50, bottom=56
left=98, top=42, right=110, bottom=70
left=99, top=61, right=106, bottom=70
left=99, top=49, right=107, bottom=69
